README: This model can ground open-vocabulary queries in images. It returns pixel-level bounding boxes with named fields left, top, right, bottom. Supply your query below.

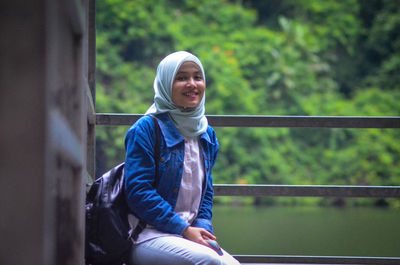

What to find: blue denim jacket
left=124, top=113, right=219, bottom=236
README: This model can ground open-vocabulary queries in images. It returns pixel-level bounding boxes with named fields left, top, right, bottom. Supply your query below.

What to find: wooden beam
left=49, top=110, right=83, bottom=168
left=64, top=0, right=85, bottom=37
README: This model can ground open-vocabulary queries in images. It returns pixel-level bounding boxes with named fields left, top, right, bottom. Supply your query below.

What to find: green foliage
left=95, top=0, right=400, bottom=207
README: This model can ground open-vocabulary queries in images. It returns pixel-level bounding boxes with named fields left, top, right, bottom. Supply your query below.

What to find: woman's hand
left=182, top=226, right=216, bottom=248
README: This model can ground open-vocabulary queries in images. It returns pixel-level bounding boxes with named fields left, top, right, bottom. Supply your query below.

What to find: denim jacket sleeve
left=192, top=126, right=219, bottom=234
left=124, top=116, right=189, bottom=235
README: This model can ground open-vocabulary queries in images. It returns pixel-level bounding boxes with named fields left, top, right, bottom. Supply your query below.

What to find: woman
left=124, top=51, right=241, bottom=265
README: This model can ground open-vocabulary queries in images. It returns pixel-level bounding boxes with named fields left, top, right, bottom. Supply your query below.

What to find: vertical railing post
left=86, top=0, right=96, bottom=181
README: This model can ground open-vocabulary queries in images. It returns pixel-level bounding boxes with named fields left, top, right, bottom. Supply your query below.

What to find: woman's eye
left=195, top=75, right=203, bottom=80
left=176, top=76, right=186, bottom=81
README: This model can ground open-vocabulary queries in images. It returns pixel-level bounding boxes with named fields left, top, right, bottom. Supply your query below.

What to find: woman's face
left=171, top=61, right=205, bottom=109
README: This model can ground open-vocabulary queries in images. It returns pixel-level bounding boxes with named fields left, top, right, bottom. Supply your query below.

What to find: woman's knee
left=204, top=254, right=241, bottom=265
left=130, top=237, right=239, bottom=265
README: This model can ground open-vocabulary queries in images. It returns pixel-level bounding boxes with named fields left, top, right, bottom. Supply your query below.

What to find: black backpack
left=85, top=116, right=160, bottom=265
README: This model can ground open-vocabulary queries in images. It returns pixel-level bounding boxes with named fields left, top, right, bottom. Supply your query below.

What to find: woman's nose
left=186, top=77, right=196, bottom=87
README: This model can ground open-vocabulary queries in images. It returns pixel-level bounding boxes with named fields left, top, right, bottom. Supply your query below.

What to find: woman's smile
left=183, top=90, right=200, bottom=98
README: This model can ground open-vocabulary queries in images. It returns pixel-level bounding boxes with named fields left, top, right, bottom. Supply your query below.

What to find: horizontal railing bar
left=96, top=113, right=400, bottom=128
left=234, top=255, right=400, bottom=264
left=208, top=115, right=400, bottom=128
left=213, top=184, right=400, bottom=198
left=96, top=113, right=139, bottom=126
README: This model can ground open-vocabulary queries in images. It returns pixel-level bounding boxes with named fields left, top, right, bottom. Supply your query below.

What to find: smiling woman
left=124, top=51, right=241, bottom=265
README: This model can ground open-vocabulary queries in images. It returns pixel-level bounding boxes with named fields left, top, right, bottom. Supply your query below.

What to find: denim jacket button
left=160, top=157, right=165, bottom=162
left=173, top=188, right=179, bottom=193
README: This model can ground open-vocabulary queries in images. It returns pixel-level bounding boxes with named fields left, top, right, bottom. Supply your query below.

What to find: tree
left=95, top=0, right=400, bottom=206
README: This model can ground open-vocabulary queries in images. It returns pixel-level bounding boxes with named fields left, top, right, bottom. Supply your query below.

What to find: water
left=212, top=205, right=400, bottom=257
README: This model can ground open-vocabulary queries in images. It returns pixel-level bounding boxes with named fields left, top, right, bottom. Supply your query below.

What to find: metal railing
left=96, top=113, right=400, bottom=128
left=96, top=113, right=400, bottom=264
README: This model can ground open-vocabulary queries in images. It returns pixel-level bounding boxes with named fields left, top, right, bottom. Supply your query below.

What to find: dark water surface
left=212, top=205, right=400, bottom=257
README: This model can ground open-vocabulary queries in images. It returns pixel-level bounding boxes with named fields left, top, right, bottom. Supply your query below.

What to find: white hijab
left=145, top=51, right=208, bottom=137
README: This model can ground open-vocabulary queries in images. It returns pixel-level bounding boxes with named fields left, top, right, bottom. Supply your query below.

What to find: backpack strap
left=132, top=114, right=161, bottom=241
left=150, top=114, right=161, bottom=187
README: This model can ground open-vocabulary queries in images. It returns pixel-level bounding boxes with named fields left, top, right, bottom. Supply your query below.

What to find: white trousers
left=129, top=236, right=241, bottom=265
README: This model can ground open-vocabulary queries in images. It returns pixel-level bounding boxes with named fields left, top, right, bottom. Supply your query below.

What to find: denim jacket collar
left=155, top=113, right=214, bottom=148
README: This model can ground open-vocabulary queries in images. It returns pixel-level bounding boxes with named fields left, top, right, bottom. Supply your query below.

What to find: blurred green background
left=95, top=0, right=400, bottom=208
left=212, top=204, right=400, bottom=256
